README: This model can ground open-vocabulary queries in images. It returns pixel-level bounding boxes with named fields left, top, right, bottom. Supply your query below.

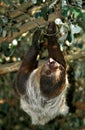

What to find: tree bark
left=0, top=50, right=85, bottom=75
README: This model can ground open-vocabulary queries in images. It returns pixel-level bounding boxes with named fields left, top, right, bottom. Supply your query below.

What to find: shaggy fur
left=15, top=22, right=69, bottom=125
left=20, top=68, right=69, bottom=125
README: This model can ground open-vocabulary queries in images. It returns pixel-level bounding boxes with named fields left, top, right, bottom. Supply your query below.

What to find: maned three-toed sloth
left=14, top=22, right=69, bottom=125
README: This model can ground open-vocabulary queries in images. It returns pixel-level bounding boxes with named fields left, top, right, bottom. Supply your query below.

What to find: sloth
left=14, top=22, right=69, bottom=125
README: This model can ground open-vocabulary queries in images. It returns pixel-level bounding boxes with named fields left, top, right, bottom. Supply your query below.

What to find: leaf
left=0, top=19, right=3, bottom=25
left=48, top=8, right=54, bottom=14
left=62, top=6, right=69, bottom=17
left=70, top=7, right=81, bottom=18
left=0, top=59, right=3, bottom=64
left=77, top=12, right=85, bottom=31
left=19, top=0, right=24, bottom=4
left=70, top=24, right=82, bottom=34
left=3, top=0, right=11, bottom=5
left=37, top=0, right=42, bottom=5
left=0, top=27, right=2, bottom=33
left=78, top=43, right=83, bottom=49
left=11, top=27, right=20, bottom=32
left=62, top=6, right=81, bottom=19
left=34, top=12, right=41, bottom=18
left=41, top=6, right=48, bottom=20
left=2, top=17, right=8, bottom=24
left=31, top=0, right=37, bottom=4
left=81, top=12, right=85, bottom=22
left=1, top=42, right=9, bottom=51
left=4, top=49, right=11, bottom=57
left=2, top=30, right=7, bottom=37
left=67, top=31, right=72, bottom=43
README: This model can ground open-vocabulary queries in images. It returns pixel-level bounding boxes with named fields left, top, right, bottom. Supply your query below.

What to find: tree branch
left=0, top=11, right=61, bottom=44
left=9, top=2, right=33, bottom=18
left=0, top=61, right=21, bottom=75
left=0, top=50, right=85, bottom=75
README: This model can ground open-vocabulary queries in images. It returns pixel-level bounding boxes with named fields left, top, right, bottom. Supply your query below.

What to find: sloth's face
left=39, top=58, right=66, bottom=98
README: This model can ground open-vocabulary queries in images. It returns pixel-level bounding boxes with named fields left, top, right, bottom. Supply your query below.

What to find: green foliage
left=19, top=0, right=24, bottom=4
left=34, top=6, right=54, bottom=20
left=37, top=0, right=43, bottom=5
left=41, top=6, right=48, bottom=20
left=0, top=0, right=85, bottom=130
left=77, top=12, right=85, bottom=30
left=70, top=6, right=81, bottom=18
left=34, top=6, right=48, bottom=20
left=62, top=6, right=69, bottom=17
left=62, top=6, right=81, bottom=19
left=3, top=0, right=11, bottom=5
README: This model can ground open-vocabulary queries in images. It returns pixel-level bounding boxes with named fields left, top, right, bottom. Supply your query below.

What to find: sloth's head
left=36, top=57, right=66, bottom=99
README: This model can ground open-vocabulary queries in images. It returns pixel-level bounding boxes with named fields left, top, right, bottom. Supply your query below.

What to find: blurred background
left=0, top=0, right=85, bottom=130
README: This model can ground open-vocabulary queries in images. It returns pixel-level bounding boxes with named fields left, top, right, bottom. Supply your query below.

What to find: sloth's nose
left=48, top=58, right=59, bottom=70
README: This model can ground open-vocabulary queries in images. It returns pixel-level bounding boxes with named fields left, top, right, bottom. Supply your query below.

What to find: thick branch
left=9, top=2, right=35, bottom=18
left=0, top=11, right=61, bottom=44
left=0, top=61, right=21, bottom=75
left=0, top=50, right=84, bottom=75
left=9, top=0, right=51, bottom=19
